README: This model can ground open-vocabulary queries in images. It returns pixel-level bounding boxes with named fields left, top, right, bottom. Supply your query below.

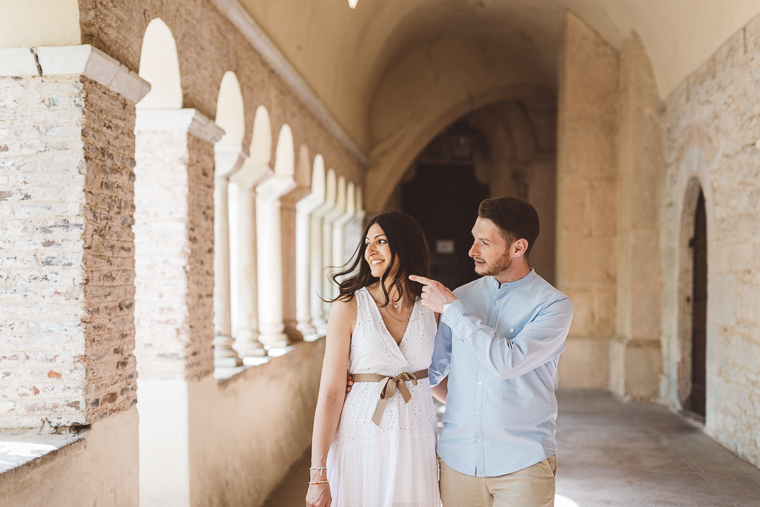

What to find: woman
left=306, top=211, right=441, bottom=507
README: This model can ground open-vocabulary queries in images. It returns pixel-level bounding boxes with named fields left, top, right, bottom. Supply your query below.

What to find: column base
left=259, top=332, right=289, bottom=349
left=296, top=321, right=319, bottom=341
left=232, top=329, right=267, bottom=358
left=233, top=340, right=267, bottom=358
left=213, top=335, right=243, bottom=367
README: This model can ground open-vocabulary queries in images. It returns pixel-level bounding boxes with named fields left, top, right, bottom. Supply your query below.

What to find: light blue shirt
left=430, top=269, right=573, bottom=477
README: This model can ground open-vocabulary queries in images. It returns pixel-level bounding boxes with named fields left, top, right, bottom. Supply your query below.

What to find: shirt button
left=495, top=300, right=499, bottom=304
left=477, top=382, right=482, bottom=386
left=476, top=411, right=480, bottom=415
left=510, top=328, right=514, bottom=332
left=477, top=438, right=481, bottom=443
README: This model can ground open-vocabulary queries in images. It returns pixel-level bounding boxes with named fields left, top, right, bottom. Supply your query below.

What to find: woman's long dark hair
left=329, top=211, right=430, bottom=306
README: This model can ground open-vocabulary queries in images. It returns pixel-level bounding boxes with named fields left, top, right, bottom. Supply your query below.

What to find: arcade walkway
left=264, top=392, right=760, bottom=507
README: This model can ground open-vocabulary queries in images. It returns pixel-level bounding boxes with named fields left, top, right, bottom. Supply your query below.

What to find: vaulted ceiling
left=239, top=0, right=760, bottom=152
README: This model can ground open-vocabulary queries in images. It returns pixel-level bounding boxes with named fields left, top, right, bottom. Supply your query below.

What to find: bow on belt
left=351, top=369, right=428, bottom=426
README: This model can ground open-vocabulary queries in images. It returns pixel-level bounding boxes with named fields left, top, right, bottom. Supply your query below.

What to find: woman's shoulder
left=329, top=295, right=359, bottom=320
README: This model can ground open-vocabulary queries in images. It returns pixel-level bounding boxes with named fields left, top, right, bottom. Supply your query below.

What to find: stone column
left=332, top=183, right=356, bottom=296
left=322, top=176, right=347, bottom=321
left=611, top=34, right=663, bottom=401
left=295, top=179, right=326, bottom=339
left=309, top=170, right=337, bottom=335
left=556, top=13, right=619, bottom=390
left=256, top=175, right=296, bottom=348
left=213, top=162, right=243, bottom=367
left=0, top=45, right=149, bottom=429
left=344, top=187, right=367, bottom=262
left=229, top=161, right=270, bottom=359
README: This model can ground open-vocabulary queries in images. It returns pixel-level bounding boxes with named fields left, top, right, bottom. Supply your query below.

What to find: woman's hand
left=305, top=482, right=331, bottom=507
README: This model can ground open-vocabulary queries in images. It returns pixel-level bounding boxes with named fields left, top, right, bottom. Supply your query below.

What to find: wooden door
left=689, top=190, right=707, bottom=416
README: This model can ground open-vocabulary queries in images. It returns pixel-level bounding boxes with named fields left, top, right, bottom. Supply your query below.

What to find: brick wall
left=662, top=16, right=760, bottom=467
left=185, top=133, right=215, bottom=379
left=0, top=76, right=137, bottom=429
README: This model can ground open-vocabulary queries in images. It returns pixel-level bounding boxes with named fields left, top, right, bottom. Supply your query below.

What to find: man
left=410, top=196, right=573, bottom=507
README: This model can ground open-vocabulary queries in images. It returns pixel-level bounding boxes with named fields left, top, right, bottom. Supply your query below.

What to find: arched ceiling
left=238, top=0, right=760, bottom=154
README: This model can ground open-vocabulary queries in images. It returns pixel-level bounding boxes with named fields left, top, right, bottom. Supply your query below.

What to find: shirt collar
left=490, top=269, right=537, bottom=292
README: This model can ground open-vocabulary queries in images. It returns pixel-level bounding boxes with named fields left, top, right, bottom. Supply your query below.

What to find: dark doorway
left=689, top=190, right=707, bottom=416
left=402, top=163, right=489, bottom=290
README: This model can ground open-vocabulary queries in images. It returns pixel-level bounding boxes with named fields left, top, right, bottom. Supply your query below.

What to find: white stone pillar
left=229, top=160, right=272, bottom=358
left=322, top=176, right=347, bottom=320
left=345, top=187, right=367, bottom=262
left=309, top=170, right=337, bottom=335
left=332, top=183, right=356, bottom=299
left=213, top=148, right=245, bottom=367
left=256, top=175, right=297, bottom=348
left=295, top=173, right=326, bottom=339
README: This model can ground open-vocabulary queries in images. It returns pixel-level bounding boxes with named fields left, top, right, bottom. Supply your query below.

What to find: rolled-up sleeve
left=441, top=297, right=574, bottom=380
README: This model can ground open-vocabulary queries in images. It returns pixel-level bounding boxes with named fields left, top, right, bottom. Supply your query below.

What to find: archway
left=399, top=120, right=490, bottom=289
left=679, top=177, right=708, bottom=417
left=689, top=188, right=708, bottom=416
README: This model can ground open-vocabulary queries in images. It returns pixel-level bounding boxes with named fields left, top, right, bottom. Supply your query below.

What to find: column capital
left=0, top=45, right=150, bottom=103
left=230, top=162, right=273, bottom=191
left=135, top=109, right=225, bottom=144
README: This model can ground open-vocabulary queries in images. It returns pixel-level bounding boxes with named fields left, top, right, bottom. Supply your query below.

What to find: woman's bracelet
left=309, top=466, right=327, bottom=477
left=308, top=480, right=329, bottom=485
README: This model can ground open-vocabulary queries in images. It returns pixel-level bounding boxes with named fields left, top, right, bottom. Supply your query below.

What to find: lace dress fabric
left=326, top=287, right=441, bottom=507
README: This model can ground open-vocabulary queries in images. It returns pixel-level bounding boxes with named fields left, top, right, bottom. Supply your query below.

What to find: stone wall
left=661, top=16, right=760, bottom=467
left=0, top=75, right=137, bottom=429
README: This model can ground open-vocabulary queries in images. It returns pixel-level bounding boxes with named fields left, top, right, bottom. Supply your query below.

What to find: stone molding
left=135, top=109, right=225, bottom=144
left=0, top=45, right=150, bottom=103
left=210, top=0, right=369, bottom=168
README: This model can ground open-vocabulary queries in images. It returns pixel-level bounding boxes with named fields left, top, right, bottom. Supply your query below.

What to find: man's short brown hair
left=478, top=196, right=540, bottom=256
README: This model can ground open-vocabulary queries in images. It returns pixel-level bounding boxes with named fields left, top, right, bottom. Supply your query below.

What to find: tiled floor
left=263, top=392, right=760, bottom=506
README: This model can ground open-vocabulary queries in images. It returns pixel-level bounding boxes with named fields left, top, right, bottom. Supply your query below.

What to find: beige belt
left=351, top=369, right=428, bottom=426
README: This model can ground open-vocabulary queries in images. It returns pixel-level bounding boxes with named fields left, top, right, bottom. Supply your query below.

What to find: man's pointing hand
left=409, top=275, right=457, bottom=313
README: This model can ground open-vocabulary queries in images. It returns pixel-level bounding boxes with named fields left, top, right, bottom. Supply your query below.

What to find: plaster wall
left=137, top=339, right=324, bottom=507
left=0, top=409, right=139, bottom=506
left=661, top=15, right=760, bottom=467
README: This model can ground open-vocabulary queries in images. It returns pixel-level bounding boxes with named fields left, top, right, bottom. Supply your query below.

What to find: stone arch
left=250, top=105, right=273, bottom=167
left=366, top=84, right=554, bottom=213
left=274, top=124, right=295, bottom=177
left=675, top=146, right=715, bottom=412
left=137, top=18, right=182, bottom=109
left=215, top=71, right=246, bottom=153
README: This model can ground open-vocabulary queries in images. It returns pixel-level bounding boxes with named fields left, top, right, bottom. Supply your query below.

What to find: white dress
left=326, top=287, right=441, bottom=507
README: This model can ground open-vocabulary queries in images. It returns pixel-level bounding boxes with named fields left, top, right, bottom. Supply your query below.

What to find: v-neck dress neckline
left=365, top=287, right=417, bottom=351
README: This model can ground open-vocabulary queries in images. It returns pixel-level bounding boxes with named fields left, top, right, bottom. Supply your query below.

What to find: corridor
left=264, top=392, right=760, bottom=507
left=3, top=1, right=760, bottom=506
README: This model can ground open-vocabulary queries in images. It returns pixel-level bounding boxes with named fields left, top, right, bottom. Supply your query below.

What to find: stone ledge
left=214, top=337, right=325, bottom=384
left=0, top=45, right=150, bottom=103
left=135, top=109, right=225, bottom=144
left=0, top=434, right=85, bottom=487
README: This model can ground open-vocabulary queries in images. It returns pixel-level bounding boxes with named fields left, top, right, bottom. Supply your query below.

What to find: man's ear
left=512, top=238, right=529, bottom=257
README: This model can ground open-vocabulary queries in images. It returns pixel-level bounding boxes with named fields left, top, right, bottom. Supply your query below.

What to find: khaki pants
left=439, top=455, right=557, bottom=507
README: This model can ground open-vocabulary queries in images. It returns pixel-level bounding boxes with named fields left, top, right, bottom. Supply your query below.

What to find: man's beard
left=474, top=251, right=512, bottom=277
